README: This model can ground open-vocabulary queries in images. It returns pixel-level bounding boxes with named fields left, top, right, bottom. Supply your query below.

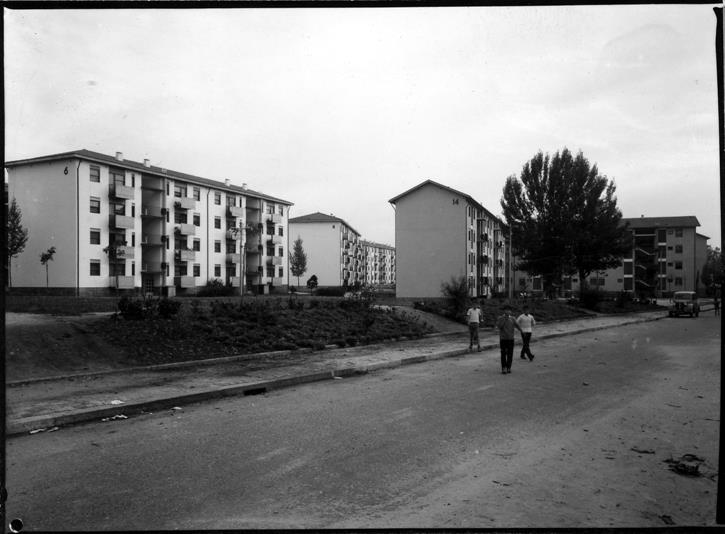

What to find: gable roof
left=288, top=211, right=361, bottom=236
left=4, top=149, right=293, bottom=206
left=623, top=216, right=700, bottom=229
left=389, top=179, right=506, bottom=226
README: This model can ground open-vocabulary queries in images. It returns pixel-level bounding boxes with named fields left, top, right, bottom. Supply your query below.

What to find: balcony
left=174, top=276, right=195, bottom=288
left=175, top=223, right=196, bottom=236
left=228, top=277, right=243, bottom=288
left=141, top=205, right=164, bottom=218
left=109, top=276, right=135, bottom=289
left=109, top=214, right=135, bottom=229
left=245, top=198, right=262, bottom=210
left=118, top=246, right=135, bottom=260
left=174, top=197, right=197, bottom=210
left=141, top=262, right=165, bottom=273
left=141, top=176, right=165, bottom=191
left=266, top=213, right=282, bottom=224
left=141, top=234, right=165, bottom=247
left=176, top=249, right=196, bottom=262
left=226, top=252, right=241, bottom=264
left=109, top=183, right=135, bottom=200
left=245, top=243, right=263, bottom=253
left=227, top=206, right=245, bottom=218
left=247, top=222, right=264, bottom=233
left=247, top=265, right=264, bottom=275
left=266, top=256, right=283, bottom=266
left=266, top=235, right=283, bottom=245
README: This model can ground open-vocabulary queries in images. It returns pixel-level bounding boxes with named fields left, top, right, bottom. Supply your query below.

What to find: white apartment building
left=360, top=240, right=396, bottom=286
left=288, top=212, right=364, bottom=287
left=6, top=149, right=293, bottom=295
left=389, top=180, right=508, bottom=299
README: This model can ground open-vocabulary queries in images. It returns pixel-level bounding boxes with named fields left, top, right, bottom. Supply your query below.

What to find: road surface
left=6, top=314, right=720, bottom=529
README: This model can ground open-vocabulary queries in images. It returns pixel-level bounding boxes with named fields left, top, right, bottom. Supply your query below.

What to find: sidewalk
left=6, top=311, right=669, bottom=436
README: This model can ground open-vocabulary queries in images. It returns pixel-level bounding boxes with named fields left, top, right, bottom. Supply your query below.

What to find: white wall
left=394, top=184, right=467, bottom=298
left=288, top=221, right=340, bottom=286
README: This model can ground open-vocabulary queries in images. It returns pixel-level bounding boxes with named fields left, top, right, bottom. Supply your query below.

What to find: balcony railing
left=141, top=262, right=165, bottom=273
left=226, top=252, right=241, bottom=264
left=141, top=205, right=164, bottom=218
left=227, top=206, right=245, bottom=218
left=174, top=197, right=197, bottom=210
left=174, top=276, right=195, bottom=288
left=266, top=213, right=282, bottom=224
left=118, top=246, right=135, bottom=260
left=109, top=276, right=135, bottom=289
left=109, top=214, right=135, bottom=229
left=175, top=223, right=196, bottom=236
left=266, top=235, right=283, bottom=245
left=245, top=243, right=263, bottom=253
left=247, top=265, right=264, bottom=275
left=176, top=249, right=196, bottom=261
left=109, top=183, right=135, bottom=200
left=266, top=256, right=283, bottom=266
left=141, top=234, right=165, bottom=246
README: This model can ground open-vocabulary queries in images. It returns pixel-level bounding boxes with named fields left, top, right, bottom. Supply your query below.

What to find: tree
left=39, top=246, right=56, bottom=288
left=501, top=148, right=629, bottom=298
left=7, top=197, right=29, bottom=287
left=701, top=246, right=724, bottom=295
left=290, top=237, right=308, bottom=288
left=306, top=274, right=318, bottom=290
left=103, top=240, right=127, bottom=296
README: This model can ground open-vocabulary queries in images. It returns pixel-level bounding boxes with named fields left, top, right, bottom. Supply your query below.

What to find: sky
left=4, top=5, right=721, bottom=248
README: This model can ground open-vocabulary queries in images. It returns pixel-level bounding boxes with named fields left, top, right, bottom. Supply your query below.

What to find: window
left=110, top=169, right=125, bottom=186
left=675, top=261, right=683, bottom=270
left=90, top=197, right=101, bottom=213
left=675, top=228, right=683, bottom=237
left=266, top=245, right=274, bottom=256
left=214, top=264, right=221, bottom=277
left=227, top=241, right=236, bottom=254
left=278, top=267, right=284, bottom=278
left=131, top=203, right=135, bottom=217
left=113, top=203, right=125, bottom=216
left=675, top=245, right=683, bottom=253
left=193, top=187, right=200, bottom=201
left=174, top=211, right=187, bottom=224
left=90, top=260, right=101, bottom=276
left=193, top=239, right=200, bottom=252
left=657, top=229, right=666, bottom=242
left=266, top=204, right=275, bottom=214
left=131, top=262, right=135, bottom=276
left=193, top=264, right=200, bottom=277
left=90, top=229, right=101, bottom=244
left=214, top=217, right=221, bottom=229
left=278, top=227, right=284, bottom=237
left=228, top=264, right=236, bottom=277
left=110, top=263, right=125, bottom=277
left=174, top=184, right=186, bottom=198
left=623, top=262, right=633, bottom=275
left=266, top=266, right=274, bottom=277
left=90, top=166, right=100, bottom=182
left=214, top=192, right=221, bottom=205
left=278, top=205, right=284, bottom=215
left=131, top=174, right=135, bottom=188
left=227, top=195, right=236, bottom=207
left=193, top=214, right=200, bottom=226
left=214, top=241, right=221, bottom=253
left=166, top=182, right=170, bottom=195
left=131, top=232, right=135, bottom=247
left=278, top=247, right=284, bottom=257
left=266, top=224, right=275, bottom=236
left=624, top=278, right=633, bottom=290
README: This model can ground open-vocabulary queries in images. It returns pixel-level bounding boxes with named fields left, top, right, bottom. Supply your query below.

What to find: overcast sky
left=4, top=5, right=721, bottom=248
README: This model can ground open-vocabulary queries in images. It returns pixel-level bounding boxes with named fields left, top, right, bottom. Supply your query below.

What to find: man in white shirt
left=516, top=305, right=536, bottom=361
left=466, top=300, right=482, bottom=352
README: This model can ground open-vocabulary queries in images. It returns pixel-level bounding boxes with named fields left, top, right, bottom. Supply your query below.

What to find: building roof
left=4, top=149, right=293, bottom=206
left=361, top=239, right=394, bottom=250
left=288, top=211, right=361, bottom=236
left=623, top=216, right=700, bottom=229
left=389, top=179, right=505, bottom=227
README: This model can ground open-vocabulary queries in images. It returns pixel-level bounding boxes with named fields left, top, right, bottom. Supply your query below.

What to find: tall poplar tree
left=290, top=237, right=308, bottom=288
left=501, top=148, right=629, bottom=297
left=7, top=197, right=29, bottom=287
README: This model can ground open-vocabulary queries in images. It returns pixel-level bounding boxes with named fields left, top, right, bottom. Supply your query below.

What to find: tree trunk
left=46, top=265, right=49, bottom=288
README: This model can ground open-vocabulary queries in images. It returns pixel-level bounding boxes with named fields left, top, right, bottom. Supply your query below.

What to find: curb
left=7, top=313, right=665, bottom=436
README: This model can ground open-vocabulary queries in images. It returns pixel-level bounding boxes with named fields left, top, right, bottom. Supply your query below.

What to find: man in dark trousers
left=496, top=305, right=523, bottom=374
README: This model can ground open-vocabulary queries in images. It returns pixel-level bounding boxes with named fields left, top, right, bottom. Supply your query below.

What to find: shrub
left=306, top=275, right=318, bottom=290
left=316, top=286, right=346, bottom=297
left=198, top=279, right=236, bottom=297
left=441, top=275, right=470, bottom=322
left=579, top=289, right=602, bottom=311
left=158, top=298, right=182, bottom=318
left=118, top=296, right=146, bottom=320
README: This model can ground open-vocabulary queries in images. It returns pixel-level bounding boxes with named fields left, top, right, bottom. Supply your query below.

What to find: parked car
left=668, top=291, right=700, bottom=317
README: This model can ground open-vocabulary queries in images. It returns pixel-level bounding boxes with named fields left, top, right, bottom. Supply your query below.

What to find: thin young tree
left=39, top=246, right=56, bottom=288
left=290, top=236, right=308, bottom=288
left=7, top=197, right=29, bottom=287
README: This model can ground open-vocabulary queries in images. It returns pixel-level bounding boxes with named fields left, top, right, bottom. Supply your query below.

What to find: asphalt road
left=6, top=314, right=721, bottom=529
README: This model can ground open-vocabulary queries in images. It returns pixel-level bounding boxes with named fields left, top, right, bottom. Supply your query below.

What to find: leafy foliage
left=290, top=237, right=308, bottom=286
left=197, top=278, right=236, bottom=297
left=701, top=246, right=724, bottom=295
left=7, top=197, right=29, bottom=286
left=306, top=274, right=318, bottom=290
left=501, top=148, right=629, bottom=297
left=39, top=246, right=57, bottom=288
left=441, top=275, right=470, bottom=322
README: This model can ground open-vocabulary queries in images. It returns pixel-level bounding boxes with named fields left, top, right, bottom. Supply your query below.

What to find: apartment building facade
left=360, top=240, right=396, bottom=287
left=288, top=212, right=364, bottom=287
left=5, top=149, right=293, bottom=295
left=511, top=215, right=709, bottom=297
left=389, top=180, right=508, bottom=299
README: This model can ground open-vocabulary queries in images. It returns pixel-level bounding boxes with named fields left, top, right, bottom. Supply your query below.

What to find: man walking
left=496, top=305, right=523, bottom=374
left=516, top=304, right=536, bottom=361
left=466, top=300, right=483, bottom=352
